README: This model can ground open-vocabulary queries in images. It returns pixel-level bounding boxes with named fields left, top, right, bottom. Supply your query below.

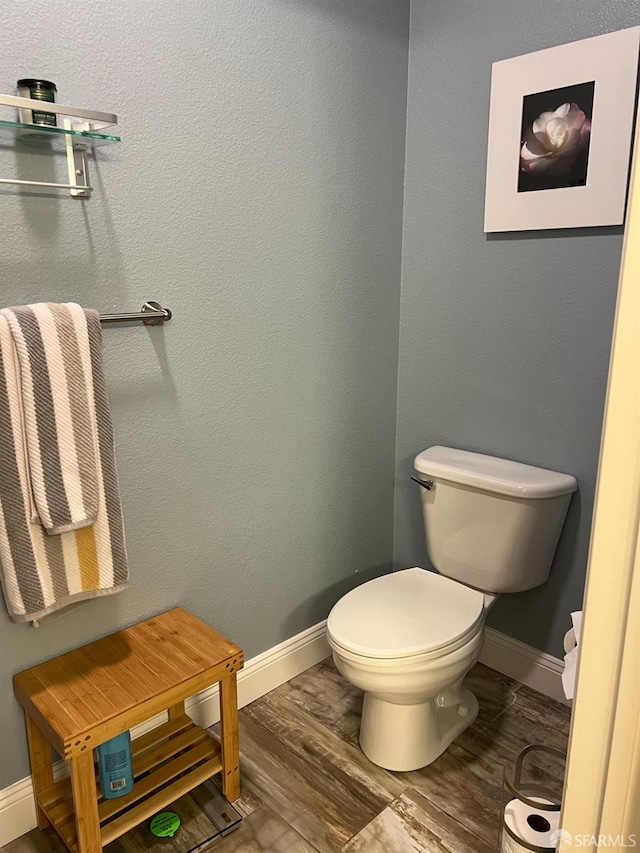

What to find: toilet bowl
left=327, top=567, right=489, bottom=770
left=327, top=445, right=577, bottom=772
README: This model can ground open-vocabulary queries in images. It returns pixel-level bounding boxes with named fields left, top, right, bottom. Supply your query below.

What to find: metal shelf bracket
left=65, top=119, right=91, bottom=199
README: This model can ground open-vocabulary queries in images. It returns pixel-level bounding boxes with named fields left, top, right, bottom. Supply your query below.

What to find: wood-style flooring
left=3, top=659, right=571, bottom=853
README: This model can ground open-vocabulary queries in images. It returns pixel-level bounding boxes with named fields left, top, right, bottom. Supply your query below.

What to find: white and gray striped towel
left=0, top=303, right=128, bottom=623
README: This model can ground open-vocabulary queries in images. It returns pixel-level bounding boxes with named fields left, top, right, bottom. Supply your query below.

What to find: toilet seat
left=328, top=619, right=484, bottom=668
left=327, top=567, right=485, bottom=661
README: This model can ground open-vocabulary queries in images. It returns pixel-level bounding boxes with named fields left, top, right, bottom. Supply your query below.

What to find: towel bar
left=99, top=301, right=172, bottom=326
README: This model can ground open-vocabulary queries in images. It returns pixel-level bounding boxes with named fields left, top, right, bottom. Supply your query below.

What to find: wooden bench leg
left=168, top=700, right=186, bottom=721
left=71, top=750, right=102, bottom=853
left=25, top=714, right=53, bottom=830
left=219, top=672, right=240, bottom=801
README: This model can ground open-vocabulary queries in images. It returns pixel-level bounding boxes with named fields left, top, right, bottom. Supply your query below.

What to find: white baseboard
left=0, top=622, right=566, bottom=845
left=0, top=621, right=330, bottom=846
left=480, top=627, right=568, bottom=705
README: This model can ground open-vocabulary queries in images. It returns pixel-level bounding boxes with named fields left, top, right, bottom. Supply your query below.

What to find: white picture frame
left=484, top=27, right=640, bottom=233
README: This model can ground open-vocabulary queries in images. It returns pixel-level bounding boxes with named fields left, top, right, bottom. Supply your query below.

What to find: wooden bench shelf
left=38, top=716, right=223, bottom=851
left=13, top=609, right=243, bottom=853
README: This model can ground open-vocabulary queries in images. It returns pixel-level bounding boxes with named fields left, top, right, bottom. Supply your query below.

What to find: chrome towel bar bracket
left=99, top=301, right=172, bottom=326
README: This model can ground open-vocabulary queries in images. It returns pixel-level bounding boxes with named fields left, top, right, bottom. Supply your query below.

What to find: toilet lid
left=327, top=568, right=485, bottom=659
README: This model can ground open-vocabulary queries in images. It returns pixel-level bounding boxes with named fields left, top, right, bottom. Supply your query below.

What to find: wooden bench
left=13, top=607, right=243, bottom=853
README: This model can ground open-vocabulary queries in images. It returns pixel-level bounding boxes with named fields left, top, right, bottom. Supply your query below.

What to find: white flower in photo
left=520, top=102, right=591, bottom=176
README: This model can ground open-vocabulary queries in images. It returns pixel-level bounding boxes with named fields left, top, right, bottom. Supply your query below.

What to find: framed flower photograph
left=484, top=27, right=640, bottom=232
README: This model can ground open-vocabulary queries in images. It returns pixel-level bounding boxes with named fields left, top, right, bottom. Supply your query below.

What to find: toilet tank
left=414, top=447, right=577, bottom=594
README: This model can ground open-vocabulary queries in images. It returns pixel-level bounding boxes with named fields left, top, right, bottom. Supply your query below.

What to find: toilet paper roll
left=500, top=797, right=559, bottom=852
left=561, top=610, right=583, bottom=701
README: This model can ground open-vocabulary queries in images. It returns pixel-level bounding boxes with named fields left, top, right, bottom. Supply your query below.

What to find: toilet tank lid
left=414, top=446, right=577, bottom=499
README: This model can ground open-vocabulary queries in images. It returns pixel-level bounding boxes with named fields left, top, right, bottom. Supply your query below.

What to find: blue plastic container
left=97, top=731, right=134, bottom=799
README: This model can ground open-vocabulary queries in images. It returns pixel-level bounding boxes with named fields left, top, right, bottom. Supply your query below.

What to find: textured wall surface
left=0, top=0, right=409, bottom=787
left=395, top=0, right=638, bottom=658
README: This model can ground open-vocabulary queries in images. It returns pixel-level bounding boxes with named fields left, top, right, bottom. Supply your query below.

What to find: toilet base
left=359, top=686, right=479, bottom=771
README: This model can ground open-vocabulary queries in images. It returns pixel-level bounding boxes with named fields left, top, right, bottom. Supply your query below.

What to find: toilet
left=327, top=446, right=577, bottom=772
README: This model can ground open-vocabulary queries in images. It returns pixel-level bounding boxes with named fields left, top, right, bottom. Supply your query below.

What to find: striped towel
left=4, top=303, right=99, bottom=533
left=0, top=303, right=128, bottom=623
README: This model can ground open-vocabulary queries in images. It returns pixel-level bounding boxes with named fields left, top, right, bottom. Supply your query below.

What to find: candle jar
left=17, top=79, right=57, bottom=126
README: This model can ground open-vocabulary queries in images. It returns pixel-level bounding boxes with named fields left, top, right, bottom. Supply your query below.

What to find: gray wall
left=394, top=0, right=638, bottom=658
left=0, top=0, right=409, bottom=787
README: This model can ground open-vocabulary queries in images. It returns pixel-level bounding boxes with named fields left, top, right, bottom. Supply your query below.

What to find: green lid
left=150, top=812, right=181, bottom=838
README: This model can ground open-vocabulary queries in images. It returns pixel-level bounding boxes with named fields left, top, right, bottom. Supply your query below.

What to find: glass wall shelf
left=0, top=92, right=119, bottom=196
left=0, top=118, right=120, bottom=150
